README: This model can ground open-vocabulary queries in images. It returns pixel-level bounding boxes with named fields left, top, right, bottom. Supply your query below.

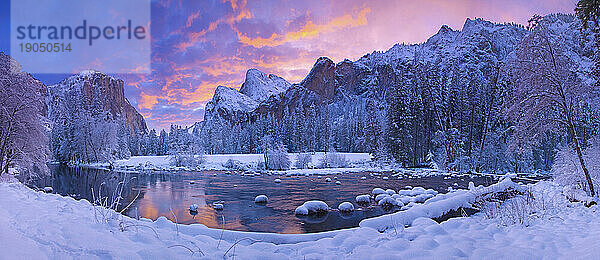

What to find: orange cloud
left=138, top=92, right=160, bottom=110
left=176, top=0, right=252, bottom=53
left=237, top=7, right=371, bottom=48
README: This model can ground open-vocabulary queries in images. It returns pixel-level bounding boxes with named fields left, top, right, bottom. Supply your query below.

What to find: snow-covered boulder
left=361, top=176, right=367, bottom=180
left=294, top=200, right=329, bottom=215
left=189, top=204, right=199, bottom=211
left=356, top=195, right=371, bottom=204
left=274, top=178, right=282, bottom=183
left=325, top=177, right=332, bottom=182
left=338, top=202, right=355, bottom=212
left=213, top=203, right=224, bottom=210
left=335, top=181, right=341, bottom=185
left=254, top=195, right=268, bottom=203
left=410, top=187, right=427, bottom=196
left=385, top=189, right=396, bottom=195
left=372, top=188, right=386, bottom=195
left=43, top=187, right=53, bottom=193
left=375, top=194, right=390, bottom=202
left=378, top=197, right=401, bottom=207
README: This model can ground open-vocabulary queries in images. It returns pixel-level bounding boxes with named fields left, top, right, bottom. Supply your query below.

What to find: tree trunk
left=566, top=108, right=595, bottom=197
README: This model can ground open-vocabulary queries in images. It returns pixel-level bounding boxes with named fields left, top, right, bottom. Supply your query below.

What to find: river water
left=36, top=166, right=499, bottom=233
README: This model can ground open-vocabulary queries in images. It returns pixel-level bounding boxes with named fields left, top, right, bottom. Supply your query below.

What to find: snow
left=372, top=188, right=386, bottom=195
left=294, top=200, right=329, bottom=215
left=212, top=203, right=224, bottom=210
left=335, top=180, right=341, bottom=185
left=273, top=178, right=281, bottom=183
left=355, top=194, right=371, bottom=204
left=375, top=193, right=390, bottom=202
left=1, top=177, right=600, bottom=259
left=89, top=153, right=372, bottom=173
left=325, top=177, right=332, bottom=182
left=361, top=178, right=526, bottom=231
left=239, top=69, right=291, bottom=104
left=378, top=197, right=402, bottom=207
left=254, top=195, right=268, bottom=203
left=338, top=202, right=355, bottom=212
left=189, top=204, right=198, bottom=211
left=43, top=187, right=53, bottom=193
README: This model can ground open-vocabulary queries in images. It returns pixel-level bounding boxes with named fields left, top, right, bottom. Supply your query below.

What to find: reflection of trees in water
left=39, top=166, right=145, bottom=212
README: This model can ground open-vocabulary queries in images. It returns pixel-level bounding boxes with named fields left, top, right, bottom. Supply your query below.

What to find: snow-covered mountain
left=48, top=70, right=147, bottom=135
left=202, top=17, right=530, bottom=124
left=203, top=68, right=291, bottom=124
left=47, top=70, right=147, bottom=162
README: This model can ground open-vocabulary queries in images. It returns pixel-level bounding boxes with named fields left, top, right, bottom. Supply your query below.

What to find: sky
left=0, top=0, right=578, bottom=130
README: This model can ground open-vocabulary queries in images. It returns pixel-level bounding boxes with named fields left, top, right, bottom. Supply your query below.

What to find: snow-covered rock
left=213, top=203, right=224, bottom=210
left=189, top=204, right=199, bottom=211
left=375, top=194, right=391, bottom=202
left=325, top=177, right=332, bottom=182
left=378, top=197, right=401, bottom=207
left=254, top=195, right=268, bottom=203
left=43, top=187, right=53, bottom=193
left=372, top=188, right=386, bottom=195
left=356, top=195, right=371, bottom=204
left=335, top=181, right=341, bottom=185
left=294, top=200, right=329, bottom=215
left=274, top=178, right=282, bottom=183
left=239, top=69, right=291, bottom=104
left=338, top=202, right=355, bottom=212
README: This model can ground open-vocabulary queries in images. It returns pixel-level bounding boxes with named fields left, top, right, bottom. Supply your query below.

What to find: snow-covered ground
left=88, top=153, right=374, bottom=174
left=1, top=175, right=599, bottom=259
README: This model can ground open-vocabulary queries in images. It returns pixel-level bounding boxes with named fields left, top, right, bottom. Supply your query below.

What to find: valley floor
left=1, top=174, right=599, bottom=259
left=88, top=153, right=380, bottom=175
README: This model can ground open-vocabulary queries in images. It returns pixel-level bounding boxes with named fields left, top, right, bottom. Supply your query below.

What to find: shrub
left=318, top=149, right=348, bottom=168
left=552, top=141, right=600, bottom=197
left=266, top=144, right=290, bottom=170
left=169, top=152, right=205, bottom=168
left=294, top=153, right=312, bottom=169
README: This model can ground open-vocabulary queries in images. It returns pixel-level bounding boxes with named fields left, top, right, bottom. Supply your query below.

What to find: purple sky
left=3, top=0, right=578, bottom=130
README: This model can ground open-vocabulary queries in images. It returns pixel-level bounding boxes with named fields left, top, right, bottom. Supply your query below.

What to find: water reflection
left=39, top=165, right=499, bottom=234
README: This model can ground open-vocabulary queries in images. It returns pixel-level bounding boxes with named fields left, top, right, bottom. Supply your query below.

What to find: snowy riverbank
left=1, top=175, right=599, bottom=259
left=86, top=153, right=378, bottom=175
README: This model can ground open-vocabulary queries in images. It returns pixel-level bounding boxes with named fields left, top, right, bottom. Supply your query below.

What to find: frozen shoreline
left=2, top=175, right=599, bottom=259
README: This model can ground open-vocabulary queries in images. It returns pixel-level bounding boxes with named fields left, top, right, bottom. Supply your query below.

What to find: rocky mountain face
left=203, top=68, right=291, bottom=125
left=47, top=70, right=147, bottom=135
left=202, top=17, right=531, bottom=124
left=47, top=71, right=148, bottom=162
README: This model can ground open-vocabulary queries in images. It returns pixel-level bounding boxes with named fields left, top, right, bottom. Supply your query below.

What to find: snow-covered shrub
left=425, top=151, right=439, bottom=170
left=224, top=159, right=245, bottom=170
left=480, top=191, right=536, bottom=226
left=318, top=149, right=349, bottom=168
left=168, top=152, right=205, bottom=168
left=294, top=153, right=312, bottom=169
left=552, top=142, right=600, bottom=197
left=266, top=144, right=290, bottom=170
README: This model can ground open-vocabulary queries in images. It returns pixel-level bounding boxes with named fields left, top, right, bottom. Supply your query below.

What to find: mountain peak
left=239, top=68, right=290, bottom=104
left=300, top=57, right=336, bottom=99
